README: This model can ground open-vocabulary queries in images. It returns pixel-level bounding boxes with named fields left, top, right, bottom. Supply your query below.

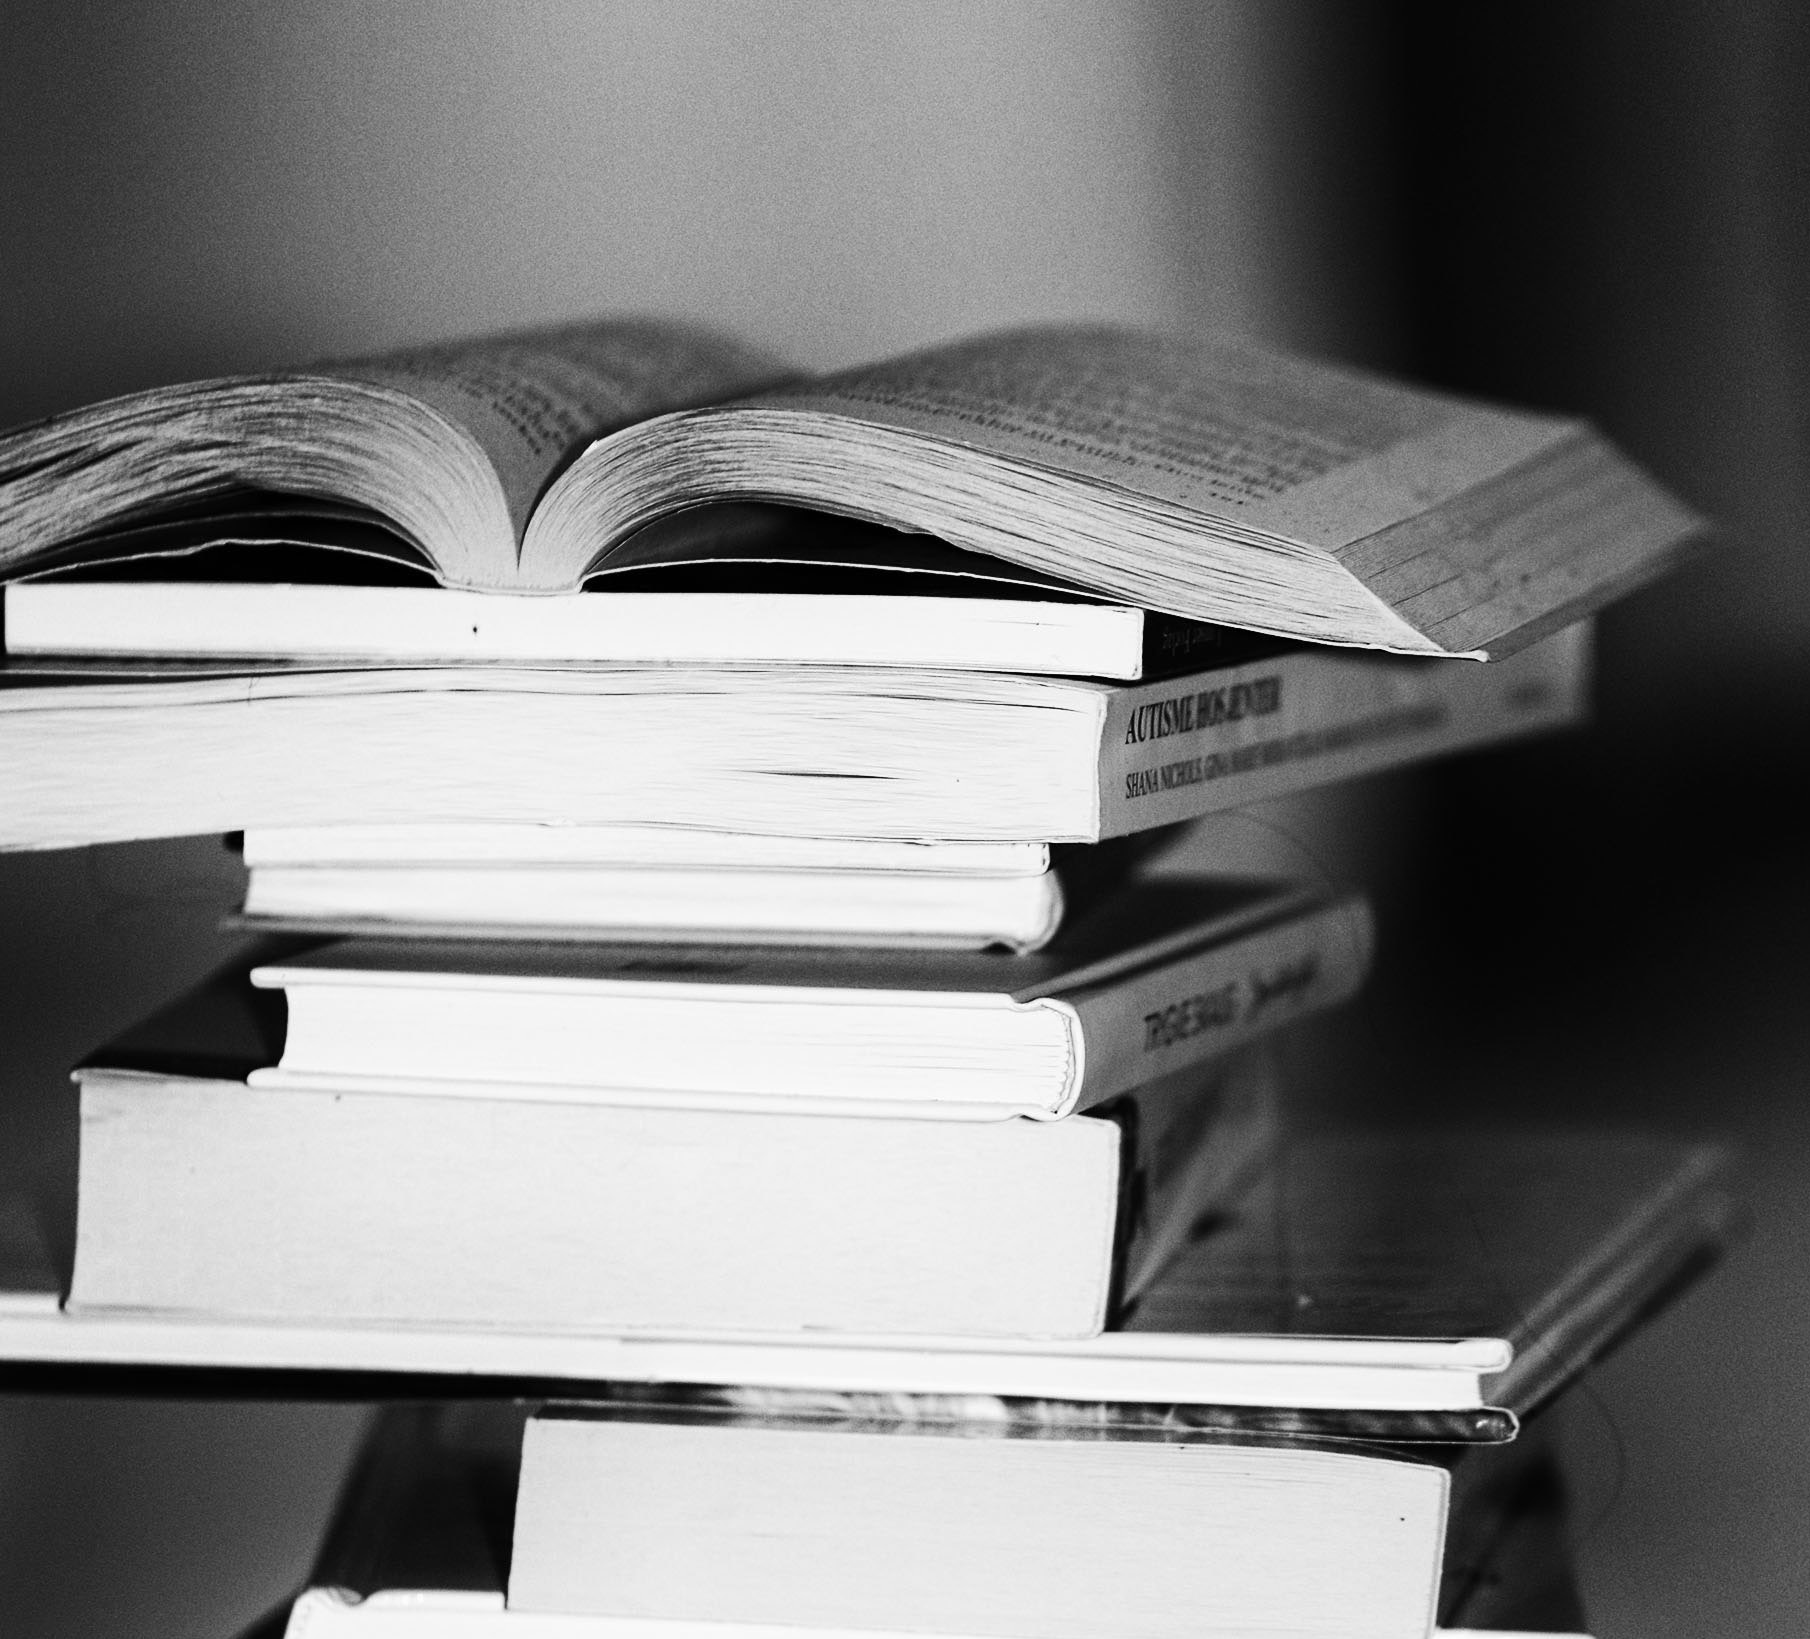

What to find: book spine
left=1054, top=896, right=1373, bottom=1112
left=1093, top=623, right=1590, bottom=837
left=1105, top=1045, right=1281, bottom=1307
left=1136, top=617, right=1297, bottom=680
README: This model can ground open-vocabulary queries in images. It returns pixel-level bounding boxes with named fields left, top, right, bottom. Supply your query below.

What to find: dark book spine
left=1137, top=617, right=1295, bottom=681
left=1095, top=629, right=1586, bottom=838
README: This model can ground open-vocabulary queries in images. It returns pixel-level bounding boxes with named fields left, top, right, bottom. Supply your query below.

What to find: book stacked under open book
left=0, top=318, right=1733, bottom=1637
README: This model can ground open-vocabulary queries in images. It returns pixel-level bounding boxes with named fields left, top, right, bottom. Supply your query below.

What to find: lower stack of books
left=230, top=1124, right=1733, bottom=1639
left=15, top=818, right=1732, bottom=1639
left=69, top=848, right=1368, bottom=1343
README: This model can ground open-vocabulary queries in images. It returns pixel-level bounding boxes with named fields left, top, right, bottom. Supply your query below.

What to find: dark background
left=3, top=3, right=1807, bottom=1632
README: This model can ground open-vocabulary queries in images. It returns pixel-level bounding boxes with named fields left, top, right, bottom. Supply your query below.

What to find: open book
left=0, top=318, right=1702, bottom=661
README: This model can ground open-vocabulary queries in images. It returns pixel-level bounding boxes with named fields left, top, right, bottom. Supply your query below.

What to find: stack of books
left=0, top=319, right=1734, bottom=1638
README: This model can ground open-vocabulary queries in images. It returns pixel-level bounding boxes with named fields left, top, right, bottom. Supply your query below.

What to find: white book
left=0, top=1134, right=1732, bottom=1425
left=238, top=862, right=1068, bottom=952
left=242, top=827, right=1053, bottom=874
left=68, top=960, right=1278, bottom=1336
left=508, top=1406, right=1449, bottom=1639
left=278, top=1389, right=1585, bottom=1628
left=245, top=880, right=1371, bottom=1118
left=237, top=826, right=1075, bottom=951
left=2, top=577, right=1197, bottom=679
left=67, top=1080, right=1116, bottom=1338
left=0, top=624, right=1588, bottom=851
left=283, top=1592, right=1586, bottom=1639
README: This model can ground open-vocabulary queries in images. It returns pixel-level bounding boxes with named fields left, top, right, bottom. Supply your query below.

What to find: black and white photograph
left=1, top=4, right=1804, bottom=1635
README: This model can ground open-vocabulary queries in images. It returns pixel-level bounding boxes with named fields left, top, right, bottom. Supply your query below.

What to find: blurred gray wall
left=2, top=0, right=1285, bottom=407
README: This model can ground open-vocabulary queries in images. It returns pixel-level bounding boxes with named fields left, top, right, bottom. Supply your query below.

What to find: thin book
left=228, top=828, right=1172, bottom=954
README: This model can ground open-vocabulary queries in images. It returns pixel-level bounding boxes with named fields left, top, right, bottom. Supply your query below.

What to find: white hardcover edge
left=235, top=1068, right=1043, bottom=1122
left=287, top=1593, right=1579, bottom=1639
left=1, top=1303, right=1505, bottom=1408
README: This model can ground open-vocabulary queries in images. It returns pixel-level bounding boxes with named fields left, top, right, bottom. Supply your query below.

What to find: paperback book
left=0, top=620, right=1588, bottom=851
left=230, top=827, right=1173, bottom=953
left=0, top=320, right=1701, bottom=660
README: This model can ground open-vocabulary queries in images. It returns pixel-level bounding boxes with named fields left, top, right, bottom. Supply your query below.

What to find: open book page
left=750, top=326, right=1574, bottom=551
left=337, top=319, right=790, bottom=543
left=721, top=325, right=1703, bottom=654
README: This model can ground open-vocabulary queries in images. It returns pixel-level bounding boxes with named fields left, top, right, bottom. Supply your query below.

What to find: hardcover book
left=1, top=1129, right=1734, bottom=1434
left=66, top=961, right=1284, bottom=1338
left=242, top=878, right=1371, bottom=1118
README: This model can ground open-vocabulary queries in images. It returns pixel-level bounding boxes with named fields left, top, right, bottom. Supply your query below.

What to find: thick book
left=230, top=829, right=1168, bottom=954
left=506, top=1408, right=1596, bottom=1639
left=509, top=1405, right=1453, bottom=1639
left=0, top=319, right=1700, bottom=660
left=261, top=1407, right=1590, bottom=1639
left=67, top=971, right=1281, bottom=1338
left=0, top=620, right=1588, bottom=852
left=4, top=1131, right=1733, bottom=1434
left=243, top=879, right=1370, bottom=1118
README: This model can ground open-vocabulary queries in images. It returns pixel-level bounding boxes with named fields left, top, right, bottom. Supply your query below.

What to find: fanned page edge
left=0, top=317, right=792, bottom=594
left=0, top=375, right=513, bottom=589
left=529, top=406, right=1450, bottom=654
left=528, top=325, right=1697, bottom=655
